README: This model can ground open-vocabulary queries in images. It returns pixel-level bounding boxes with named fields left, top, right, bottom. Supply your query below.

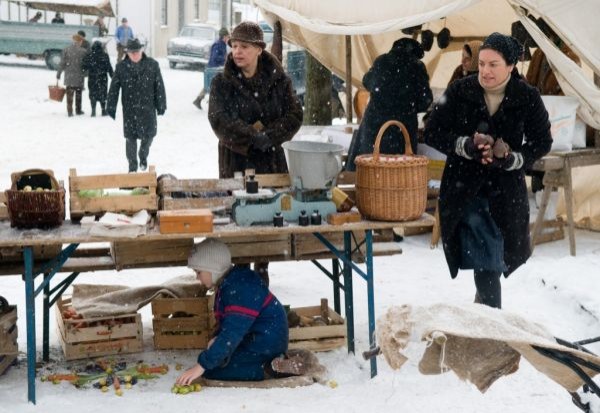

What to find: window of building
left=161, top=0, right=168, bottom=26
left=208, top=0, right=219, bottom=12
left=194, top=0, right=200, bottom=19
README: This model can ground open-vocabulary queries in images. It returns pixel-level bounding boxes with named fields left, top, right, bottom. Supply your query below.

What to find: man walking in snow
left=107, top=38, right=166, bottom=173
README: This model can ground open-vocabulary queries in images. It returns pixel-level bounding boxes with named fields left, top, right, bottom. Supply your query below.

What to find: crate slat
left=0, top=192, right=8, bottom=221
left=288, top=306, right=346, bottom=346
left=151, top=297, right=213, bottom=350
left=153, top=330, right=210, bottom=350
left=0, top=354, right=17, bottom=376
left=0, top=306, right=18, bottom=357
left=111, top=238, right=193, bottom=269
left=151, top=297, right=210, bottom=317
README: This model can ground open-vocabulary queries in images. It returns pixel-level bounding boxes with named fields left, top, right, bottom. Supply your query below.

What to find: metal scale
left=231, top=141, right=345, bottom=227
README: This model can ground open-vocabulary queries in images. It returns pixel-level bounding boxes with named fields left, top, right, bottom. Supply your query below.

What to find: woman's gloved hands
left=251, top=132, right=272, bottom=152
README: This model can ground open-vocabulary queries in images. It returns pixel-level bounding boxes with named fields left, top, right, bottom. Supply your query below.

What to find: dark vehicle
left=167, top=23, right=218, bottom=69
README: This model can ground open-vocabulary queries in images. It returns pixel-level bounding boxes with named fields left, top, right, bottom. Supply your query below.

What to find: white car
left=167, top=23, right=217, bottom=69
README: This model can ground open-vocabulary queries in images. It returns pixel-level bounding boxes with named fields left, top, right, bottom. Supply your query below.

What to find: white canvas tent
left=253, top=0, right=600, bottom=128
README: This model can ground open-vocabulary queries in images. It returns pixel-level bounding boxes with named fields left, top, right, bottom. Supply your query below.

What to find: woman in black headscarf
left=82, top=41, right=113, bottom=116
left=346, top=38, right=433, bottom=171
left=424, top=33, right=552, bottom=308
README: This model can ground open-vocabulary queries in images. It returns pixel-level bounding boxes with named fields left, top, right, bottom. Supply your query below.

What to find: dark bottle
left=310, top=210, right=322, bottom=225
left=246, top=175, right=258, bottom=194
left=298, top=210, right=309, bottom=226
left=273, top=212, right=284, bottom=227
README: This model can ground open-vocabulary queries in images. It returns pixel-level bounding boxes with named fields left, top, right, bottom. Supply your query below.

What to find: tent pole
left=345, top=35, right=353, bottom=124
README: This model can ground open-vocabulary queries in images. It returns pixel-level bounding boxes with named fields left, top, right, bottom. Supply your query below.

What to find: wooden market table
left=530, top=148, right=600, bottom=256
left=0, top=215, right=433, bottom=404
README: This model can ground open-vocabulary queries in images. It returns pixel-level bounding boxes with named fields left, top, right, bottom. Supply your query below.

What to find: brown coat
left=208, top=51, right=303, bottom=178
left=57, top=43, right=88, bottom=87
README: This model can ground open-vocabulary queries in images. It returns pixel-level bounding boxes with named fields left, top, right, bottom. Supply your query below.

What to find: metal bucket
left=282, top=140, right=344, bottom=189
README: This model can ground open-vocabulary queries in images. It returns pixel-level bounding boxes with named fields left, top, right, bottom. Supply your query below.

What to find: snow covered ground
left=1, top=55, right=600, bottom=413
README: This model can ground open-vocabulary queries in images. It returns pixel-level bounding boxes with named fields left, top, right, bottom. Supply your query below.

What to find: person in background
left=56, top=32, right=88, bottom=117
left=78, top=30, right=90, bottom=51
left=423, top=33, right=552, bottom=309
left=447, top=40, right=483, bottom=86
left=208, top=21, right=303, bottom=284
left=193, top=27, right=230, bottom=110
left=94, top=14, right=109, bottom=37
left=51, top=12, right=64, bottom=24
left=115, top=17, right=134, bottom=63
left=29, top=11, right=42, bottom=23
left=82, top=41, right=113, bottom=117
left=107, top=38, right=166, bottom=172
left=345, top=38, right=433, bottom=171
left=176, top=239, right=299, bottom=384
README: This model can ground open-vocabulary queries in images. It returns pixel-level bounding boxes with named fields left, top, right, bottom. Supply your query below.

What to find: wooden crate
left=69, top=167, right=158, bottom=220
left=288, top=305, right=346, bottom=352
left=56, top=296, right=143, bottom=361
left=152, top=297, right=214, bottom=350
left=0, top=192, right=8, bottom=221
left=0, top=244, right=62, bottom=263
left=110, top=238, right=194, bottom=270
left=0, top=305, right=18, bottom=376
left=226, top=234, right=292, bottom=263
left=158, top=177, right=244, bottom=212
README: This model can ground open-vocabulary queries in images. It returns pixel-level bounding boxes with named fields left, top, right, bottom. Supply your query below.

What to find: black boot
left=100, top=101, right=107, bottom=116
left=91, top=101, right=96, bottom=117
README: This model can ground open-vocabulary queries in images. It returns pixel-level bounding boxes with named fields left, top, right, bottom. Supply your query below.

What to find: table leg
left=365, top=230, right=377, bottom=377
left=43, top=273, right=50, bottom=362
left=23, top=247, right=37, bottom=404
left=563, top=160, right=576, bottom=256
left=343, top=231, right=355, bottom=354
left=332, top=259, right=341, bottom=315
left=531, top=183, right=553, bottom=252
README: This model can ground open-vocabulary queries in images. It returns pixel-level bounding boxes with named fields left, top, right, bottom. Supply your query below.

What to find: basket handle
left=11, top=169, right=59, bottom=190
left=373, top=120, right=413, bottom=161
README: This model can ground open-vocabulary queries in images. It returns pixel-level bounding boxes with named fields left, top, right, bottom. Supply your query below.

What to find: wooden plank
left=153, top=317, right=209, bottom=333
left=153, top=330, right=209, bottom=350
left=0, top=306, right=17, bottom=331
left=0, top=192, right=7, bottom=221
left=69, top=166, right=157, bottom=191
left=158, top=178, right=243, bottom=193
left=160, top=196, right=234, bottom=211
left=224, top=234, right=292, bottom=259
left=288, top=337, right=346, bottom=352
left=70, top=194, right=157, bottom=217
left=294, top=232, right=348, bottom=257
left=0, top=244, right=62, bottom=263
left=151, top=298, right=210, bottom=317
left=254, top=173, right=291, bottom=188
left=0, top=354, right=17, bottom=376
left=288, top=306, right=346, bottom=341
left=61, top=336, right=143, bottom=361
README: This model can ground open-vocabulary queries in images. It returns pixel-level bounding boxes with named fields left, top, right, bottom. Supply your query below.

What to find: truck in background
left=0, top=19, right=99, bottom=69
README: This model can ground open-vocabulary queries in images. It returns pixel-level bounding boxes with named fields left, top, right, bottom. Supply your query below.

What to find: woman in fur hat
left=207, top=21, right=303, bottom=284
left=176, top=239, right=298, bottom=384
left=424, top=33, right=552, bottom=309
left=447, top=40, right=483, bottom=86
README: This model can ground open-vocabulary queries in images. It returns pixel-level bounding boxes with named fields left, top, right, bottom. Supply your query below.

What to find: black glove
left=458, top=135, right=493, bottom=162
left=252, top=132, right=271, bottom=152
left=489, top=152, right=524, bottom=170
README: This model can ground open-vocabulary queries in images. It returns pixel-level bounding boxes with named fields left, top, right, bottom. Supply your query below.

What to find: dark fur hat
left=228, top=21, right=266, bottom=49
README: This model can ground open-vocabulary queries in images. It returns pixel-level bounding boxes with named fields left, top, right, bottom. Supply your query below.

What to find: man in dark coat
left=107, top=38, right=166, bottom=172
left=346, top=38, right=433, bottom=171
left=424, top=33, right=552, bottom=308
left=56, top=33, right=88, bottom=117
left=208, top=24, right=303, bottom=178
left=194, top=27, right=229, bottom=110
left=82, top=41, right=113, bottom=117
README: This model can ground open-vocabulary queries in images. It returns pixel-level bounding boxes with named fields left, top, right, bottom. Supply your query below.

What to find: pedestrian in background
left=193, top=27, right=229, bottom=110
left=56, top=32, right=87, bottom=117
left=107, top=38, right=166, bottom=172
left=82, top=41, right=113, bottom=117
left=78, top=30, right=90, bottom=51
left=28, top=11, right=42, bottom=23
left=115, top=17, right=134, bottom=63
left=51, top=12, right=64, bottom=24
left=94, top=14, right=109, bottom=37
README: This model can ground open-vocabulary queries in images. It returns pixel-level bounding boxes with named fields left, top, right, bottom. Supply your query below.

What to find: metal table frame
left=14, top=225, right=385, bottom=403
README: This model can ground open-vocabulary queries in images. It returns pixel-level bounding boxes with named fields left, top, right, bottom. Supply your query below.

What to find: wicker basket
left=355, top=120, right=429, bottom=221
left=6, top=169, right=65, bottom=229
left=48, top=83, right=66, bottom=102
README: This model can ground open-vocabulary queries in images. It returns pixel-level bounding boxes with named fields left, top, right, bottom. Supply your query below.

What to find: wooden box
left=69, top=167, right=158, bottom=220
left=288, top=305, right=346, bottom=352
left=158, top=209, right=213, bottom=234
left=158, top=177, right=244, bottom=212
left=56, top=296, right=143, bottom=360
left=110, top=238, right=194, bottom=270
left=0, top=305, right=18, bottom=376
left=0, top=244, right=62, bottom=263
left=151, top=297, right=214, bottom=350
left=0, top=192, right=8, bottom=221
left=226, top=234, right=292, bottom=263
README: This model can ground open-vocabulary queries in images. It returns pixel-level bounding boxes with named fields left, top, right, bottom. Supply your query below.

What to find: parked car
left=0, top=20, right=99, bottom=70
left=167, top=23, right=218, bottom=69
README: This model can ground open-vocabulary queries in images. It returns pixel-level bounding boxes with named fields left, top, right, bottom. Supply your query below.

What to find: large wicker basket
left=355, top=120, right=429, bottom=221
left=6, top=169, right=65, bottom=229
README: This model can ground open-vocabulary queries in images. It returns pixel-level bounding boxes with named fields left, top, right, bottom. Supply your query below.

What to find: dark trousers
left=125, top=136, right=154, bottom=172
left=474, top=270, right=502, bottom=309
left=90, top=99, right=106, bottom=116
left=202, top=348, right=277, bottom=381
left=117, top=44, right=126, bottom=63
left=66, top=86, right=82, bottom=115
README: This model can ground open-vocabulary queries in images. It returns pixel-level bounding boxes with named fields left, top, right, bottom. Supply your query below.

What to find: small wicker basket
left=6, top=169, right=65, bottom=229
left=355, top=120, right=429, bottom=221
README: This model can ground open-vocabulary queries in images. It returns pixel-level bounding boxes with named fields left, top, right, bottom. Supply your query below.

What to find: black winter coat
left=424, top=74, right=552, bottom=278
left=106, top=54, right=167, bottom=139
left=82, top=42, right=113, bottom=102
left=208, top=51, right=303, bottom=178
left=346, top=39, right=433, bottom=171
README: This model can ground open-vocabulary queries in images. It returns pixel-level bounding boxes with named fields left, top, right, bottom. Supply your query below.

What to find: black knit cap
left=228, top=21, right=266, bottom=49
left=481, top=32, right=523, bottom=65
